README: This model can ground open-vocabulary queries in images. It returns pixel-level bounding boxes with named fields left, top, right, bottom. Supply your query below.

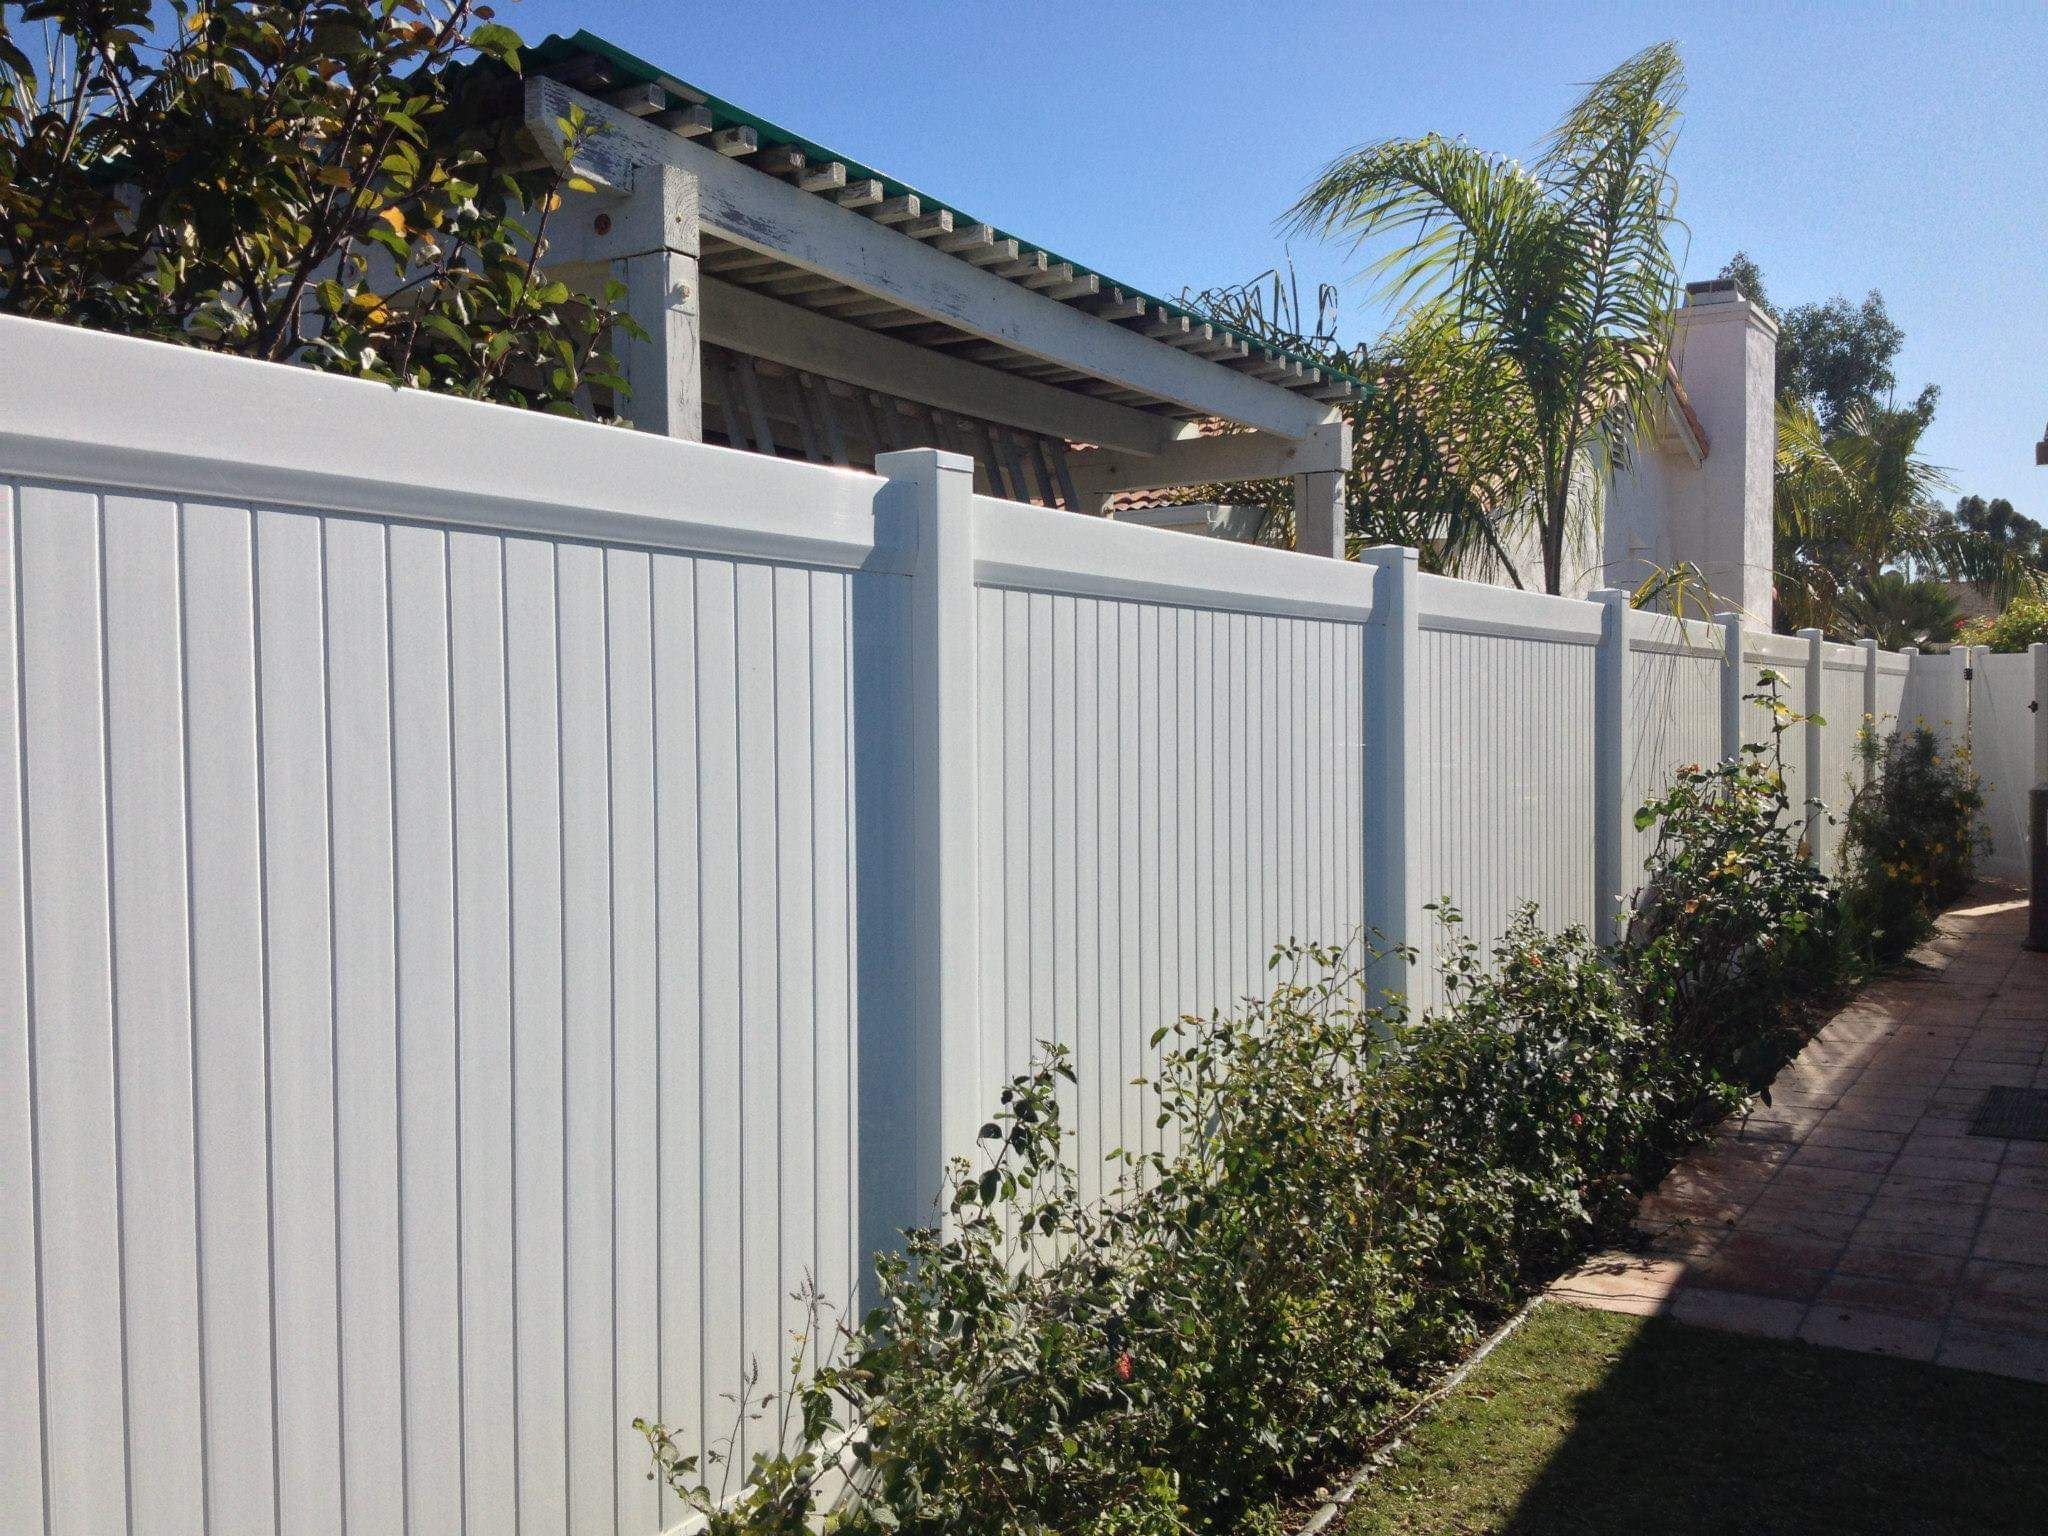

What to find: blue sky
left=514, top=0, right=2048, bottom=519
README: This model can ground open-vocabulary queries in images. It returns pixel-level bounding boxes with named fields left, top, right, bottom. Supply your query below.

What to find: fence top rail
left=1624, top=606, right=1724, bottom=658
left=0, top=313, right=903, bottom=572
left=1744, top=631, right=1809, bottom=665
left=1823, top=641, right=1869, bottom=670
left=1876, top=652, right=1912, bottom=675
left=1415, top=571, right=1602, bottom=645
left=973, top=494, right=1374, bottom=623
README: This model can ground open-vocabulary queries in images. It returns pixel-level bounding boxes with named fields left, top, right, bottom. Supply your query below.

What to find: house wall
left=0, top=315, right=1957, bottom=1536
left=1607, top=284, right=1779, bottom=623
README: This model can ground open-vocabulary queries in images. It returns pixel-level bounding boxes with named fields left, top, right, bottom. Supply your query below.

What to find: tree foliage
left=1172, top=270, right=1538, bottom=581
left=1286, top=43, right=1688, bottom=594
left=1946, top=494, right=2048, bottom=571
left=1958, top=594, right=2048, bottom=654
left=1718, top=250, right=1918, bottom=434
left=0, top=0, right=637, bottom=412
left=1842, top=570, right=1962, bottom=651
left=1772, top=396, right=2040, bottom=638
left=1774, top=396, right=1940, bottom=634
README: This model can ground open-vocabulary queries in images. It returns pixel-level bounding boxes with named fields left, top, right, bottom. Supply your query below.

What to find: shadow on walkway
left=1551, top=889, right=2048, bottom=1381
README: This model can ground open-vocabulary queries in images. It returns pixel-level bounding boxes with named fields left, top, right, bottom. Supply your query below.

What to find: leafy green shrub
left=641, top=911, right=1742, bottom=1535
left=1839, top=724, right=1985, bottom=961
left=1957, top=595, right=2048, bottom=653
left=1624, top=671, right=1844, bottom=1084
left=1, top=1, right=638, bottom=412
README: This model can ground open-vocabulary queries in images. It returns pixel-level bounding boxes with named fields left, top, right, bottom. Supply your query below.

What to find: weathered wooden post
left=1291, top=418, right=1352, bottom=560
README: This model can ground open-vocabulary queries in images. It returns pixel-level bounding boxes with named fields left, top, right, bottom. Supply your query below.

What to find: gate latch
left=1964, top=665, right=1974, bottom=681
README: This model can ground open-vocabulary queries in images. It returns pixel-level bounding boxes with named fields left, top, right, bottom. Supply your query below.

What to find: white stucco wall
left=1608, top=286, right=1778, bottom=621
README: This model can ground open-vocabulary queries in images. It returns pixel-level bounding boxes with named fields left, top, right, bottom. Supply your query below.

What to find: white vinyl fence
left=0, top=315, right=2028, bottom=1536
left=1912, top=644, right=2048, bottom=886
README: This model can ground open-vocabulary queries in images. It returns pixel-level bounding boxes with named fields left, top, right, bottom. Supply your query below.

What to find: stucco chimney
left=1604, top=279, right=1778, bottom=621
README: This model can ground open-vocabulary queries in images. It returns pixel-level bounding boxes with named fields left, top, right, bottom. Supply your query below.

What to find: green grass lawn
left=1340, top=1302, right=2048, bottom=1536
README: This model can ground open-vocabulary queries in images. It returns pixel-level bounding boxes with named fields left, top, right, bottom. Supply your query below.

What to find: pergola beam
left=1068, top=422, right=1345, bottom=495
left=700, top=277, right=1178, bottom=455
left=531, top=77, right=1338, bottom=441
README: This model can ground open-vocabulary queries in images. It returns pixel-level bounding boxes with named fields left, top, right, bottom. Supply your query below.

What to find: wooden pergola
left=518, top=32, right=1362, bottom=557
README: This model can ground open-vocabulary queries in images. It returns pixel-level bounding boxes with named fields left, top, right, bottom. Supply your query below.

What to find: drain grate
left=1970, top=1087, right=2048, bottom=1141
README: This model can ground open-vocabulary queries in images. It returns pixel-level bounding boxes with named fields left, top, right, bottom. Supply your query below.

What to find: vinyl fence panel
left=1411, top=575, right=1599, bottom=996
left=1742, top=630, right=1812, bottom=838
left=1972, top=650, right=2037, bottom=884
left=0, top=316, right=909, bottom=1536
left=1814, top=641, right=1871, bottom=873
left=969, top=500, right=1370, bottom=1200
left=0, top=315, right=1963, bottom=1536
left=1623, top=610, right=1726, bottom=885
left=1874, top=650, right=1910, bottom=736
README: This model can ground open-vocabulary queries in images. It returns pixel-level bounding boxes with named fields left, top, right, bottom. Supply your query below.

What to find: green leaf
left=469, top=22, right=523, bottom=67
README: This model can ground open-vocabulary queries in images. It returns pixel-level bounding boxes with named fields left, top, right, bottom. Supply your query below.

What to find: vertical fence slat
left=0, top=483, right=47, bottom=1536
left=557, top=540, right=616, bottom=1532
left=650, top=551, right=704, bottom=1509
left=390, top=521, right=463, bottom=1536
left=608, top=548, right=661, bottom=1536
left=769, top=563, right=816, bottom=1397
left=256, top=507, right=343, bottom=1536
left=448, top=529, right=517, bottom=1536
left=504, top=534, right=568, bottom=1535
left=104, top=494, right=207, bottom=1536
left=19, top=485, right=127, bottom=1536
left=692, top=556, right=743, bottom=1482
left=183, top=500, right=282, bottom=1535
left=325, top=514, right=406, bottom=1536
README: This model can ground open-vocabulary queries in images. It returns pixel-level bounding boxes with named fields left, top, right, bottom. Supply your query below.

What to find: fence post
left=1592, top=589, right=1632, bottom=944
left=1359, top=545, right=1424, bottom=1010
left=882, top=447, right=981, bottom=1196
left=1957, top=643, right=1976, bottom=754
left=1858, top=637, right=1880, bottom=786
left=2033, top=642, right=2048, bottom=790
left=1798, top=628, right=1825, bottom=855
left=1717, top=610, right=1746, bottom=762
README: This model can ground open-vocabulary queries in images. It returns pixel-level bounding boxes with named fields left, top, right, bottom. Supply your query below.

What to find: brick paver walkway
left=1553, top=890, right=2048, bottom=1382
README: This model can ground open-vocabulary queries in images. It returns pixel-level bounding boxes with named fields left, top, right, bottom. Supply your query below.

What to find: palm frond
left=1285, top=42, right=1687, bottom=592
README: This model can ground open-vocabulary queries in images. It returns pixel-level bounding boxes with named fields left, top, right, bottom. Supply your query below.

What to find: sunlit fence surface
left=0, top=315, right=2027, bottom=1536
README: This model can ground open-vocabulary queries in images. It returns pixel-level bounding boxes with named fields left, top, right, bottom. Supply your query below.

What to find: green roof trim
left=523, top=30, right=1369, bottom=395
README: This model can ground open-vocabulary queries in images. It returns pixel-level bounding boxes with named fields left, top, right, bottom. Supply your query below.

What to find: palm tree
left=1941, top=495, right=2048, bottom=592
left=1773, top=397, right=2041, bottom=637
left=1172, top=270, right=1539, bottom=581
left=1286, top=43, right=1687, bottom=593
left=1844, top=571, right=1962, bottom=651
